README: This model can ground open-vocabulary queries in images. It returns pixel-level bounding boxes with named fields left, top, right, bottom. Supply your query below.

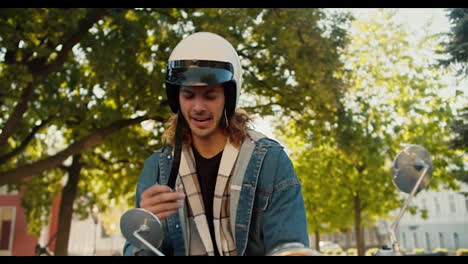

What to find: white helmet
left=165, top=32, right=243, bottom=117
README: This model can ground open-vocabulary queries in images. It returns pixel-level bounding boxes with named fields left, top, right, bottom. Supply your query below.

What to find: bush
left=332, top=249, right=345, bottom=255
left=365, top=247, right=380, bottom=256
left=346, top=248, right=357, bottom=256
left=433, top=247, right=449, bottom=254
left=412, top=248, right=426, bottom=254
left=456, top=248, right=468, bottom=256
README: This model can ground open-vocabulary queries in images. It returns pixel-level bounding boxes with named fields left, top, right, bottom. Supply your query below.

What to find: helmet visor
left=166, top=60, right=234, bottom=86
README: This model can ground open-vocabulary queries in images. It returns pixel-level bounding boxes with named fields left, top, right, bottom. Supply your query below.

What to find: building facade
left=319, top=182, right=468, bottom=254
left=0, top=185, right=38, bottom=256
left=396, top=182, right=468, bottom=252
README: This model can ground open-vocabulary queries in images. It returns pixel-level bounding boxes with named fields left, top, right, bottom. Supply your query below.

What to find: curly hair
left=161, top=108, right=253, bottom=148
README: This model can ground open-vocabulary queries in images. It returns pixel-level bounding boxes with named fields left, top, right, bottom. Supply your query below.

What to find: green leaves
left=279, top=9, right=464, bottom=247
left=0, top=8, right=355, bottom=239
left=0, top=8, right=176, bottom=235
left=3, top=9, right=462, bottom=249
left=295, top=143, right=356, bottom=232
left=21, top=168, right=64, bottom=235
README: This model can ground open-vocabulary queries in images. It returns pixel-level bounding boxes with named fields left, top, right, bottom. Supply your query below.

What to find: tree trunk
left=354, top=193, right=365, bottom=256
left=314, top=230, right=320, bottom=251
left=54, top=154, right=82, bottom=256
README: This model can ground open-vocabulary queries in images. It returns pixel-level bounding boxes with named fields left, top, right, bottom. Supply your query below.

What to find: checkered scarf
left=177, top=139, right=239, bottom=256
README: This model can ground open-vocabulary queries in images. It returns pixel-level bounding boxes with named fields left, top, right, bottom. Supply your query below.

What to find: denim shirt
left=123, top=131, right=309, bottom=256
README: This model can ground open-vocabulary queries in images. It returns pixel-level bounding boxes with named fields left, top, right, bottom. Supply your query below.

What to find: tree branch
left=59, top=165, right=69, bottom=172
left=0, top=9, right=109, bottom=148
left=0, top=114, right=166, bottom=186
left=237, top=49, right=287, bottom=98
left=96, top=153, right=130, bottom=166
left=28, top=8, right=109, bottom=77
left=244, top=71, right=292, bottom=112
left=297, top=27, right=308, bottom=46
left=242, top=102, right=281, bottom=113
left=0, top=82, right=34, bottom=147
left=0, top=116, right=53, bottom=164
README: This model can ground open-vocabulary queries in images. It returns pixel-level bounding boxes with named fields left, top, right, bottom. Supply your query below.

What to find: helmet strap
left=224, top=108, right=230, bottom=128
left=167, top=111, right=184, bottom=189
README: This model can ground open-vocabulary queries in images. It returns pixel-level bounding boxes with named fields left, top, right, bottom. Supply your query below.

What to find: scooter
left=120, top=192, right=320, bottom=255
left=119, top=206, right=319, bottom=256
left=120, top=144, right=443, bottom=256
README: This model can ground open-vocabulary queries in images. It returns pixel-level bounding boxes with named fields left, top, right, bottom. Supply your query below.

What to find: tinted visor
left=166, top=60, right=234, bottom=86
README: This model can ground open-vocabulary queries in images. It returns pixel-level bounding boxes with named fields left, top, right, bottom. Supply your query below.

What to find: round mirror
left=267, top=242, right=322, bottom=256
left=120, top=208, right=164, bottom=251
left=391, top=145, right=433, bottom=194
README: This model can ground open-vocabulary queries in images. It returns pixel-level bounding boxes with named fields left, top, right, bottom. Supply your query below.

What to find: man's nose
left=192, top=96, right=207, bottom=112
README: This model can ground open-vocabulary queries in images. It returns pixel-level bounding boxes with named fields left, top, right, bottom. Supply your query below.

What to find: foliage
left=0, top=8, right=351, bottom=242
left=278, top=8, right=464, bottom=255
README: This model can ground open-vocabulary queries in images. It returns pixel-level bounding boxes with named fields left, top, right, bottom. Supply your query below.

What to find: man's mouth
left=192, top=117, right=211, bottom=122
left=190, top=116, right=212, bottom=128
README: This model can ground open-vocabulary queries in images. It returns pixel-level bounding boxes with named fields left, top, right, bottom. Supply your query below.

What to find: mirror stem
left=133, top=225, right=165, bottom=256
left=390, top=165, right=429, bottom=255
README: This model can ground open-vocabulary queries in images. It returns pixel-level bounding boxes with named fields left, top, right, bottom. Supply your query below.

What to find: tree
left=337, top=9, right=463, bottom=255
left=440, top=8, right=468, bottom=77
left=439, top=9, right=468, bottom=185
left=0, top=9, right=175, bottom=185
left=0, top=8, right=181, bottom=255
left=193, top=8, right=354, bottom=253
left=287, top=137, right=355, bottom=251
left=279, top=9, right=464, bottom=256
left=1, top=8, right=351, bottom=255
left=190, top=9, right=351, bottom=122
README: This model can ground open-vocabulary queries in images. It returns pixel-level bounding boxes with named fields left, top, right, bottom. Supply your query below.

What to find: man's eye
left=206, top=93, right=218, bottom=100
left=182, top=92, right=194, bottom=99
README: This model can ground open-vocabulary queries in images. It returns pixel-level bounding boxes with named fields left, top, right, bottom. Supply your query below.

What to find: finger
left=141, top=192, right=185, bottom=207
left=141, top=184, right=173, bottom=199
left=156, top=209, right=178, bottom=220
left=147, top=202, right=183, bottom=214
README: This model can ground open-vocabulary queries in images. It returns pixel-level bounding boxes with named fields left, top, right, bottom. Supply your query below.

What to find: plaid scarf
left=177, top=139, right=239, bottom=256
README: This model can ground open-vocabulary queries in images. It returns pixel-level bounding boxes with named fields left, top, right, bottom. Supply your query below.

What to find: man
left=123, top=32, right=309, bottom=256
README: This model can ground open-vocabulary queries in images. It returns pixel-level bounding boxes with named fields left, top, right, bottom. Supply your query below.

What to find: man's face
left=179, top=84, right=225, bottom=140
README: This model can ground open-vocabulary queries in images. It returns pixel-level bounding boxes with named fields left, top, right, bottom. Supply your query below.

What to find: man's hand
left=140, top=184, right=185, bottom=220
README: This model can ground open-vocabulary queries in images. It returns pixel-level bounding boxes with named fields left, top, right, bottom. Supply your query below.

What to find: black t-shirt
left=192, top=146, right=223, bottom=256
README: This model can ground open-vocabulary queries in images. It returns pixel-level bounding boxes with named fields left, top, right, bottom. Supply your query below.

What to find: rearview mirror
left=391, top=144, right=433, bottom=194
left=120, top=208, right=165, bottom=256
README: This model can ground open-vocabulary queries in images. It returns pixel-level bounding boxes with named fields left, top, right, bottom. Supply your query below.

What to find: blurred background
left=0, top=8, right=466, bottom=256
